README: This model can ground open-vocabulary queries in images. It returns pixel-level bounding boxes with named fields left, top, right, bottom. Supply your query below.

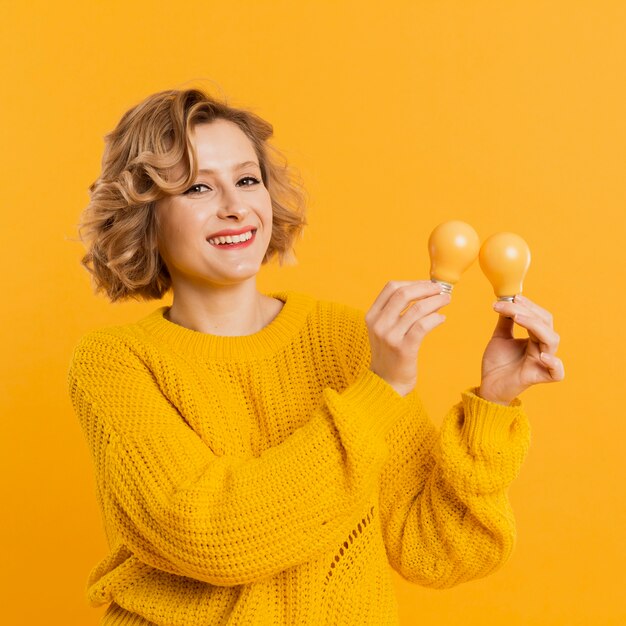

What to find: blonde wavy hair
left=79, top=88, right=308, bottom=302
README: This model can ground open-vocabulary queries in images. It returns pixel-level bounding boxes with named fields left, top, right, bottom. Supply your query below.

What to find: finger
left=380, top=281, right=448, bottom=320
left=493, top=299, right=552, bottom=329
left=539, top=352, right=565, bottom=382
left=513, top=294, right=554, bottom=328
left=513, top=311, right=560, bottom=354
left=405, top=311, right=447, bottom=342
left=493, top=300, right=524, bottom=319
left=366, top=280, right=412, bottom=320
left=394, top=293, right=451, bottom=337
left=367, top=280, right=440, bottom=321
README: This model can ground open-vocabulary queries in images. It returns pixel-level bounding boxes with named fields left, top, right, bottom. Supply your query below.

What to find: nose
left=217, top=187, right=248, bottom=220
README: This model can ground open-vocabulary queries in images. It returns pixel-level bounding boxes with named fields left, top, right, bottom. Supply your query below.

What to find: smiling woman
left=77, top=90, right=308, bottom=337
left=69, top=87, right=560, bottom=626
left=152, top=120, right=278, bottom=334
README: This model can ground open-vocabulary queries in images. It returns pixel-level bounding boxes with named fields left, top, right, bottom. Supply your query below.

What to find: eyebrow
left=197, top=161, right=261, bottom=174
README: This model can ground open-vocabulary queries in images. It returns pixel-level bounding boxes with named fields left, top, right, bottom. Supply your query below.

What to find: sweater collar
left=136, top=291, right=317, bottom=361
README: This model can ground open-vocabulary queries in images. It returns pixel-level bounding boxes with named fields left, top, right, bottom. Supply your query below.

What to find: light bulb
left=479, top=232, right=531, bottom=301
left=428, top=221, right=480, bottom=294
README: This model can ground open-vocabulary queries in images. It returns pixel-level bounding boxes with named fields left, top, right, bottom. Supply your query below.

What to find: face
left=155, top=119, right=273, bottom=293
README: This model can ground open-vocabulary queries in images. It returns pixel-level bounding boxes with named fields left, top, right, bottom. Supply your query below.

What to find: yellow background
left=1, top=1, right=624, bottom=624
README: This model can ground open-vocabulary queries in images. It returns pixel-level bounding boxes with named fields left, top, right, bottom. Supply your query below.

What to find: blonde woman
left=69, top=88, right=564, bottom=625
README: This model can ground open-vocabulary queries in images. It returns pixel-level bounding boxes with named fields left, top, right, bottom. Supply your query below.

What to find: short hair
left=78, top=88, right=308, bottom=302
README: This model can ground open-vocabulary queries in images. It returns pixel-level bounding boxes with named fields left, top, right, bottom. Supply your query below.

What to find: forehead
left=191, top=119, right=258, bottom=164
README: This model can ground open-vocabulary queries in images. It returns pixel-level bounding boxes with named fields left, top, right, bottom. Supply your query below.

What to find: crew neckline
left=137, top=290, right=317, bottom=361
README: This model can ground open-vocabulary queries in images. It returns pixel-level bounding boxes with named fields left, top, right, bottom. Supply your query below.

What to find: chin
left=214, top=266, right=263, bottom=284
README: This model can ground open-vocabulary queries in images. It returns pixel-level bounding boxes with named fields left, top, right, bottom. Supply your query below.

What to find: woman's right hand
left=365, top=281, right=451, bottom=397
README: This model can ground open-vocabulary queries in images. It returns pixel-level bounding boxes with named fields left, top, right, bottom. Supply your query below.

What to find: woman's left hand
left=477, top=294, right=565, bottom=405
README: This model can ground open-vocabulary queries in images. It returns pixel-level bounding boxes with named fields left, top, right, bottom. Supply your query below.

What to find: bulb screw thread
left=431, top=279, right=453, bottom=294
left=497, top=296, right=515, bottom=302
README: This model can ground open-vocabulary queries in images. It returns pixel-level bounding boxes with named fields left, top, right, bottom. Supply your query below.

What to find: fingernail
left=493, top=302, right=504, bottom=311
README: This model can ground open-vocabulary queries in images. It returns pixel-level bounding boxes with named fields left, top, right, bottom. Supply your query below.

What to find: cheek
left=157, top=210, right=202, bottom=253
left=154, top=205, right=170, bottom=253
left=263, top=192, right=274, bottom=226
left=156, top=221, right=187, bottom=262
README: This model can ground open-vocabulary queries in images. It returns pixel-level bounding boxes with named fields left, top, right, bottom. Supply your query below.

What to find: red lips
left=207, top=226, right=256, bottom=239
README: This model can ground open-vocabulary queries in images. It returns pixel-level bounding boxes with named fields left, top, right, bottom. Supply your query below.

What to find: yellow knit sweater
left=68, top=290, right=530, bottom=626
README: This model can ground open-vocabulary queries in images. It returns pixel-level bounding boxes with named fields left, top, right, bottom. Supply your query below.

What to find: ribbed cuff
left=329, top=369, right=410, bottom=443
left=460, top=387, right=523, bottom=449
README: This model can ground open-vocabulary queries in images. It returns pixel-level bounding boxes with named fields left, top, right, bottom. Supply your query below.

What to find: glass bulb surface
left=479, top=232, right=531, bottom=299
left=428, top=221, right=480, bottom=288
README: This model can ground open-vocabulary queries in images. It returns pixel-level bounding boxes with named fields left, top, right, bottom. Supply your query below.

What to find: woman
left=69, top=88, right=564, bottom=625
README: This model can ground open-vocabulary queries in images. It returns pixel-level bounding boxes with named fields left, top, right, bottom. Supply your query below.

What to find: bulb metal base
left=497, top=296, right=515, bottom=302
left=431, top=279, right=453, bottom=294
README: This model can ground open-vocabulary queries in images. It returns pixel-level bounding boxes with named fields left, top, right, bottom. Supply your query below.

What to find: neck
left=166, top=279, right=276, bottom=337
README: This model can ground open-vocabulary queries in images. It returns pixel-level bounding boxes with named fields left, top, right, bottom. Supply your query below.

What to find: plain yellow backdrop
left=1, top=1, right=624, bottom=624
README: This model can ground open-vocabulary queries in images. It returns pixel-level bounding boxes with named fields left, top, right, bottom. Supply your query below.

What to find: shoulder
left=280, top=290, right=366, bottom=333
left=69, top=309, right=165, bottom=372
left=316, top=296, right=365, bottom=319
left=291, top=292, right=370, bottom=368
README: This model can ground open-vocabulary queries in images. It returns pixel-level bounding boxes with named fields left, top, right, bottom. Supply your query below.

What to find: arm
left=379, top=389, right=530, bottom=588
left=339, top=302, right=530, bottom=587
left=69, top=330, right=409, bottom=587
left=373, top=289, right=563, bottom=587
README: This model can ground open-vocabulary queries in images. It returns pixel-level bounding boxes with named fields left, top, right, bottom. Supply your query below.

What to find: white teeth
left=209, top=230, right=254, bottom=245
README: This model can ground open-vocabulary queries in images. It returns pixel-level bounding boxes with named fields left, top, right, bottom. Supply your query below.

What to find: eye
left=238, top=176, right=261, bottom=187
left=183, top=183, right=210, bottom=195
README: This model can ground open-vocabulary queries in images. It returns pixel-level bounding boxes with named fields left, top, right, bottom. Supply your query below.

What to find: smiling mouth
left=207, top=229, right=257, bottom=247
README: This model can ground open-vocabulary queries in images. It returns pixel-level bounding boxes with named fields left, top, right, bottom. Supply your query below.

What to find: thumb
left=492, top=313, right=515, bottom=339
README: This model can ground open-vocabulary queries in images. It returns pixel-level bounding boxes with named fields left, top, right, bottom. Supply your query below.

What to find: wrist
left=387, top=380, right=414, bottom=397
left=369, top=368, right=414, bottom=398
left=476, top=385, right=513, bottom=406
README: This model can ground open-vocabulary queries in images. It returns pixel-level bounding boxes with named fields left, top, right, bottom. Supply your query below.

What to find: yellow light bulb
left=428, top=221, right=480, bottom=293
left=479, top=232, right=531, bottom=301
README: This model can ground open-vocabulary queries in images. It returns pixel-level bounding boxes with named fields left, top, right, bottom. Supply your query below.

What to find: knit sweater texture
left=68, top=290, right=531, bottom=626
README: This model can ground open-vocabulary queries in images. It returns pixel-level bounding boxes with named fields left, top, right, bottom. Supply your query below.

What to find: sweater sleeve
left=379, top=389, right=530, bottom=588
left=68, top=330, right=410, bottom=587
left=337, top=305, right=531, bottom=588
